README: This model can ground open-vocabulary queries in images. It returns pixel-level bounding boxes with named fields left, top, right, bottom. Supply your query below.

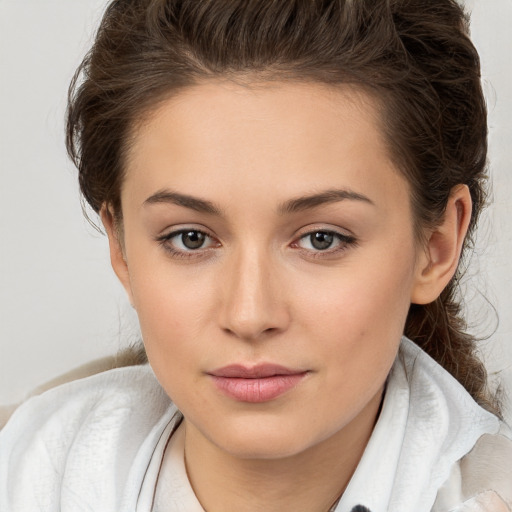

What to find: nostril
left=350, top=506, right=371, bottom=512
left=221, top=324, right=281, bottom=341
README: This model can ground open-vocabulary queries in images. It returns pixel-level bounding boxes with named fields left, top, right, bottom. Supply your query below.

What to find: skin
left=102, top=81, right=471, bottom=512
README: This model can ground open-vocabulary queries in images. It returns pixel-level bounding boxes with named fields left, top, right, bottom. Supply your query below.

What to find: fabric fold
left=0, top=337, right=508, bottom=512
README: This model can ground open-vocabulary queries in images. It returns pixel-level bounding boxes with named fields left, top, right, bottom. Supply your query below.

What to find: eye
left=157, top=228, right=219, bottom=257
left=296, top=230, right=355, bottom=252
left=174, top=230, right=209, bottom=250
left=303, top=231, right=336, bottom=251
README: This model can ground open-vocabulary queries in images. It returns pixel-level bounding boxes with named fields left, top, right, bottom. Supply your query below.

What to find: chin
left=205, top=417, right=331, bottom=461
left=221, top=436, right=311, bottom=460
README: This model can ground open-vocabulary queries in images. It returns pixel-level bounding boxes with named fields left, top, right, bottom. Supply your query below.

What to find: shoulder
left=390, top=339, right=511, bottom=511
left=0, top=365, right=174, bottom=511
left=1, top=364, right=171, bottom=440
left=433, top=424, right=512, bottom=511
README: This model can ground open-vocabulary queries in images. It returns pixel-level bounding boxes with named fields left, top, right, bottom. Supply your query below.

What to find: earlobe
left=411, top=185, right=472, bottom=305
left=100, top=205, right=135, bottom=305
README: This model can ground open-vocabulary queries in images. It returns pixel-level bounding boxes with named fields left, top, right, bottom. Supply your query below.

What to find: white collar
left=336, top=338, right=499, bottom=512
left=136, top=338, right=500, bottom=512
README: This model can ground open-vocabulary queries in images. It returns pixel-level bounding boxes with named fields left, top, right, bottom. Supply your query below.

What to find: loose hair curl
left=67, top=0, right=499, bottom=415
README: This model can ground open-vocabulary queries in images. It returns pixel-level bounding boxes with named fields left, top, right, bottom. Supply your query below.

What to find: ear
left=411, top=184, right=472, bottom=305
left=100, top=205, right=135, bottom=306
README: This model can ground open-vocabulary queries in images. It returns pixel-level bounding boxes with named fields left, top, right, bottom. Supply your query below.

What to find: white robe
left=1, top=338, right=511, bottom=512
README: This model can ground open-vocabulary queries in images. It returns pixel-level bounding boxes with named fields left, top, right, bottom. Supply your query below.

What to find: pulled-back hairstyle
left=66, top=0, right=498, bottom=414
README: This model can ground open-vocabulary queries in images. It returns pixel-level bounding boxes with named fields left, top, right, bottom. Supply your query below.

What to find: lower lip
left=210, top=373, right=308, bottom=403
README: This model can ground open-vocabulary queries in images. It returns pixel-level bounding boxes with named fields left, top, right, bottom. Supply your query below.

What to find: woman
left=1, top=0, right=511, bottom=511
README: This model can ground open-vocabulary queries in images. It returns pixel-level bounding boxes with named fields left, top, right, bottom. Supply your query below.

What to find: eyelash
left=156, top=228, right=357, bottom=260
left=156, top=229, right=219, bottom=260
left=292, top=230, right=357, bottom=259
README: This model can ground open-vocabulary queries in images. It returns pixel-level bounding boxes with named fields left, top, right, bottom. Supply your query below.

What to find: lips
left=210, top=363, right=304, bottom=379
left=208, top=364, right=309, bottom=403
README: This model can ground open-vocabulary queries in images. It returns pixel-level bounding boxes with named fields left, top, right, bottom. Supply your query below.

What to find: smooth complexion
left=102, top=81, right=471, bottom=512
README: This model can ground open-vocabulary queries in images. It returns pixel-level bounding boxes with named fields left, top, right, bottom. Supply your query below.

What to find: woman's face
left=113, top=81, right=426, bottom=459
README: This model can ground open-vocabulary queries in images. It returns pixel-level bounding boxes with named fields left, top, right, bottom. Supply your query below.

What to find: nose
left=218, top=246, right=290, bottom=341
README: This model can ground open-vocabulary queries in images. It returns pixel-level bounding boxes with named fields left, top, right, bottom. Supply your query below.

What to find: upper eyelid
left=300, top=228, right=351, bottom=236
left=294, top=230, right=355, bottom=246
left=294, top=225, right=355, bottom=240
left=158, top=226, right=215, bottom=240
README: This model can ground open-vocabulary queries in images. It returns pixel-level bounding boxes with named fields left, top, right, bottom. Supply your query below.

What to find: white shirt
left=1, top=338, right=510, bottom=512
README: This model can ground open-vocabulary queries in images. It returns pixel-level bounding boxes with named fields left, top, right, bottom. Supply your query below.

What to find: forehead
left=122, top=80, right=409, bottom=217
left=128, top=80, right=384, bottom=160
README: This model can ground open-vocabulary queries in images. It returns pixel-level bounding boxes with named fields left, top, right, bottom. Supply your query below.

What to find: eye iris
left=311, top=232, right=334, bottom=250
left=182, top=231, right=205, bottom=249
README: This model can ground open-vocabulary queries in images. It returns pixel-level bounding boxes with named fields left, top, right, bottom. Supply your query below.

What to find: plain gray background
left=1, top=0, right=511, bottom=424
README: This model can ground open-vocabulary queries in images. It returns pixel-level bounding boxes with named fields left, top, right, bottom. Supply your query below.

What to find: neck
left=183, top=389, right=383, bottom=512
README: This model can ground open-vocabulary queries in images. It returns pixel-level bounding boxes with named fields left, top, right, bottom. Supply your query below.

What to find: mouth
left=207, top=364, right=310, bottom=403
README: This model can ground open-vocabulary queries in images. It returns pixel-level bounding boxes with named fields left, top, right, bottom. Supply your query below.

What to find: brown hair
left=66, top=0, right=498, bottom=414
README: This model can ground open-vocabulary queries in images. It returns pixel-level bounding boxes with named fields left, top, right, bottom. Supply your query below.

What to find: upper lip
left=208, top=364, right=307, bottom=379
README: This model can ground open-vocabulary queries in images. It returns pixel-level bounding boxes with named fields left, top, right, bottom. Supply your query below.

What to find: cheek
left=296, top=251, right=415, bottom=342
left=125, top=254, right=218, bottom=370
left=292, top=244, right=416, bottom=392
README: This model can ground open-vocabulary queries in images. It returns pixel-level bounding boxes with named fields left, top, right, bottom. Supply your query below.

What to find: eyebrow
left=143, top=188, right=374, bottom=216
left=143, top=190, right=222, bottom=215
left=278, top=189, right=374, bottom=214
